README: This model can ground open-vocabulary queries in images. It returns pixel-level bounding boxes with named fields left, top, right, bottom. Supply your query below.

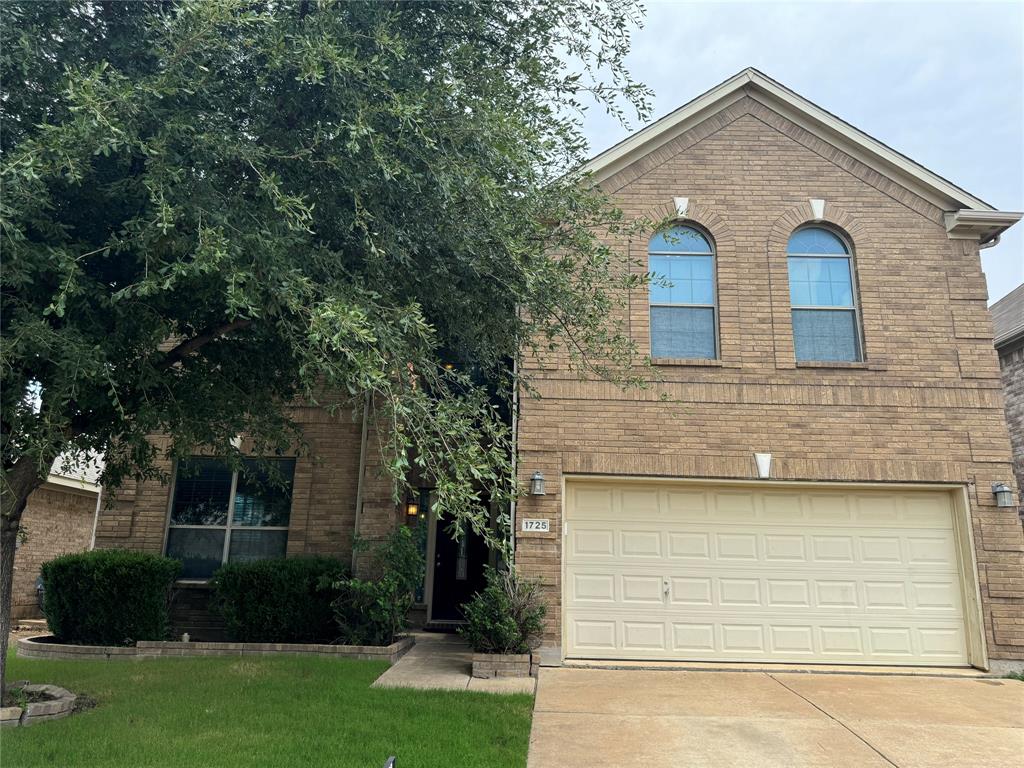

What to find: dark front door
left=430, top=518, right=489, bottom=622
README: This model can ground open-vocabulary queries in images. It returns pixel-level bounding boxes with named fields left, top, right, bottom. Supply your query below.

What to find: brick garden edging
left=470, top=652, right=537, bottom=679
left=17, top=635, right=414, bottom=665
left=1, top=684, right=78, bottom=728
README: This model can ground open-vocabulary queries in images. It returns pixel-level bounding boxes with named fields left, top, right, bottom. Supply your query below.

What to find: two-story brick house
left=513, top=69, right=1023, bottom=671
left=93, top=69, right=1024, bottom=670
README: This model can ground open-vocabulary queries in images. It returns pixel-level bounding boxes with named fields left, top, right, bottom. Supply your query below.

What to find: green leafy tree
left=0, top=0, right=651, bottom=687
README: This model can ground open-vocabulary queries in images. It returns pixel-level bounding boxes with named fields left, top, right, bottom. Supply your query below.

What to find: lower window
left=165, top=457, right=295, bottom=579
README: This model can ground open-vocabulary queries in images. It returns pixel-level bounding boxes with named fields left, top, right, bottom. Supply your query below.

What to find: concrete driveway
left=528, top=668, right=1024, bottom=768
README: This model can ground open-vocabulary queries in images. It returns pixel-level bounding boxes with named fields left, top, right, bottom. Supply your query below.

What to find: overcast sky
left=579, top=1, right=1024, bottom=303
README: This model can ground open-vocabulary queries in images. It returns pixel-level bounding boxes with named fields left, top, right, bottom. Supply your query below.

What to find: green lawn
left=3, top=654, right=533, bottom=768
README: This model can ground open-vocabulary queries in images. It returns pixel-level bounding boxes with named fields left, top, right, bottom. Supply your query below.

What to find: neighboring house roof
left=47, top=454, right=103, bottom=494
left=581, top=68, right=1021, bottom=243
left=992, top=283, right=1024, bottom=350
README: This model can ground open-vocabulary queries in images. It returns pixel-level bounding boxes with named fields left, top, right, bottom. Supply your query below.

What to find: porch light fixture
left=529, top=471, right=546, bottom=496
left=405, top=497, right=420, bottom=517
left=992, top=482, right=1014, bottom=508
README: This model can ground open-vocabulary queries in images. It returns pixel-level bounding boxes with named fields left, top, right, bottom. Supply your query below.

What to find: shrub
left=41, top=549, right=180, bottom=646
left=459, top=567, right=546, bottom=654
left=331, top=527, right=423, bottom=647
left=211, top=556, right=348, bottom=643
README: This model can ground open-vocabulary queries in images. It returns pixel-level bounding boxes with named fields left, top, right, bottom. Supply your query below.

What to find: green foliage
left=459, top=567, right=546, bottom=654
left=331, top=527, right=423, bottom=647
left=211, top=556, right=348, bottom=643
left=40, top=549, right=179, bottom=646
left=1, top=2, right=652, bottom=562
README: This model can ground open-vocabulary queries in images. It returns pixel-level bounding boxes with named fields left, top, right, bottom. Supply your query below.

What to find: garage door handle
left=662, top=577, right=670, bottom=598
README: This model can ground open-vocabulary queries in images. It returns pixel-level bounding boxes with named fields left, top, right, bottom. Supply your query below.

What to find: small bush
left=211, top=557, right=348, bottom=643
left=41, top=550, right=180, bottom=646
left=331, top=527, right=423, bottom=647
left=459, top=567, right=546, bottom=654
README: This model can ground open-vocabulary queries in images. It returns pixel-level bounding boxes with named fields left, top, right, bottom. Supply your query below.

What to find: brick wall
left=515, top=95, right=1024, bottom=660
left=998, top=339, right=1024, bottom=502
left=94, top=404, right=371, bottom=560
left=92, top=402, right=402, bottom=577
left=13, top=484, right=97, bottom=620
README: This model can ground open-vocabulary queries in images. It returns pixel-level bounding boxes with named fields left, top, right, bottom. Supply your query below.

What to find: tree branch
left=160, top=319, right=253, bottom=369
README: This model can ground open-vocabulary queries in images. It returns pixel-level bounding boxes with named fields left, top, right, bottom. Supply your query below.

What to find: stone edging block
left=18, top=635, right=414, bottom=665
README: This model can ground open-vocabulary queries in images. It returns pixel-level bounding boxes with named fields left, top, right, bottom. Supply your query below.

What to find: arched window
left=649, top=225, right=718, bottom=359
left=787, top=227, right=862, bottom=362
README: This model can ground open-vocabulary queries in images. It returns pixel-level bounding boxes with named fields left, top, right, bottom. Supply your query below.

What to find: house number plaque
left=521, top=519, right=550, bottom=532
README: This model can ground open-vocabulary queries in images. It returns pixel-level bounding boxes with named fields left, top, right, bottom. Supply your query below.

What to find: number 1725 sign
left=521, top=519, right=550, bottom=532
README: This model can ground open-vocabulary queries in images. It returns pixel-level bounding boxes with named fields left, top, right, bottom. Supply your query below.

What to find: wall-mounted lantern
left=529, top=471, right=546, bottom=496
left=405, top=496, right=420, bottom=517
left=992, top=482, right=1014, bottom=508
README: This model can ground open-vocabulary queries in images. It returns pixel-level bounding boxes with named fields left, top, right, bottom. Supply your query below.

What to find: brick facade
left=89, top=84, right=1023, bottom=665
left=995, top=328, right=1024, bottom=501
left=13, top=484, right=97, bottom=619
left=514, top=95, right=1024, bottom=661
left=94, top=404, right=402, bottom=568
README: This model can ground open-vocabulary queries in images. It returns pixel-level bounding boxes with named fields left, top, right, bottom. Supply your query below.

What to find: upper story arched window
left=649, top=225, right=717, bottom=359
left=786, top=226, right=862, bottom=362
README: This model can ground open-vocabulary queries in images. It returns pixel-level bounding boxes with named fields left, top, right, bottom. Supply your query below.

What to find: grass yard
left=2, top=653, right=533, bottom=768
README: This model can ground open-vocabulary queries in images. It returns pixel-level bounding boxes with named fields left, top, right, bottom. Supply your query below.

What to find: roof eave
left=944, top=210, right=1023, bottom=244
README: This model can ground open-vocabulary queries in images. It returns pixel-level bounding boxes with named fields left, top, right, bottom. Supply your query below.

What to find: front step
left=422, top=621, right=464, bottom=633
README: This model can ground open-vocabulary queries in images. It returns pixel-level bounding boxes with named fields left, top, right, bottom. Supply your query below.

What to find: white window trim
left=648, top=242, right=720, bottom=360
left=163, top=457, right=294, bottom=581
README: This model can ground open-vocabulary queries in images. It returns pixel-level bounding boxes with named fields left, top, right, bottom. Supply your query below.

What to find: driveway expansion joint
left=767, top=673, right=900, bottom=768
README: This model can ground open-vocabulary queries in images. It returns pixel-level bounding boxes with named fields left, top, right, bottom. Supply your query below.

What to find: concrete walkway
left=372, top=632, right=535, bottom=695
left=528, top=667, right=1024, bottom=768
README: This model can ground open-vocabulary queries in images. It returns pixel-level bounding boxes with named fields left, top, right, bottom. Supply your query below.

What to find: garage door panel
left=620, top=530, right=662, bottom=557
left=567, top=567, right=964, bottom=618
left=568, top=528, right=960, bottom=572
left=565, top=482, right=971, bottom=665
left=568, top=610, right=969, bottom=662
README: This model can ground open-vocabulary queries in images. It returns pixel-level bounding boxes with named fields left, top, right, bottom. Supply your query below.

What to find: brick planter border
left=1, top=685, right=78, bottom=728
left=471, top=652, right=534, bottom=679
left=17, top=634, right=414, bottom=665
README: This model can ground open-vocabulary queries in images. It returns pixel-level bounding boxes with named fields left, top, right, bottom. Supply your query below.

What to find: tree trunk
left=1, top=456, right=48, bottom=695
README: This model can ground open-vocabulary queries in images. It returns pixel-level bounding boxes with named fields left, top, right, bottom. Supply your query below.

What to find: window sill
left=795, top=360, right=869, bottom=370
left=651, top=357, right=723, bottom=367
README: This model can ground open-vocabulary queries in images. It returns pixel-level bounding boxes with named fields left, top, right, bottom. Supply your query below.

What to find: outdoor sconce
left=992, top=482, right=1014, bottom=508
left=405, top=497, right=420, bottom=517
left=530, top=471, right=546, bottom=496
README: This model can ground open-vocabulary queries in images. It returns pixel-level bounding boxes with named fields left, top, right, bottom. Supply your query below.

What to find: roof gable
left=582, top=69, right=1020, bottom=241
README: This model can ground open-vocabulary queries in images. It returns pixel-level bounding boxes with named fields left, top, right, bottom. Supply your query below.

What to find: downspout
left=89, top=485, right=102, bottom=550
left=979, top=234, right=1001, bottom=250
left=351, top=394, right=371, bottom=573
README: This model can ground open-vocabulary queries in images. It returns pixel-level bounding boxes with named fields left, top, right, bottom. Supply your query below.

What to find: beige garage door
left=564, top=482, right=972, bottom=665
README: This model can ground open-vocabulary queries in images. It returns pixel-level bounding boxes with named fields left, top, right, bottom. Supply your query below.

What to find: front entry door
left=430, top=516, right=489, bottom=622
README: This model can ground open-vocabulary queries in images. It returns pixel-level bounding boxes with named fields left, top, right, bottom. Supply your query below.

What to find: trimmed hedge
left=41, top=550, right=180, bottom=646
left=211, top=557, right=348, bottom=643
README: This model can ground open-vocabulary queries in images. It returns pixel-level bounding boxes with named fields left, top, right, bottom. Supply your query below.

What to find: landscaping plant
left=212, top=556, right=348, bottom=644
left=459, top=567, right=546, bottom=655
left=40, top=550, right=179, bottom=646
left=0, top=0, right=650, bottom=689
left=331, top=527, right=423, bottom=647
